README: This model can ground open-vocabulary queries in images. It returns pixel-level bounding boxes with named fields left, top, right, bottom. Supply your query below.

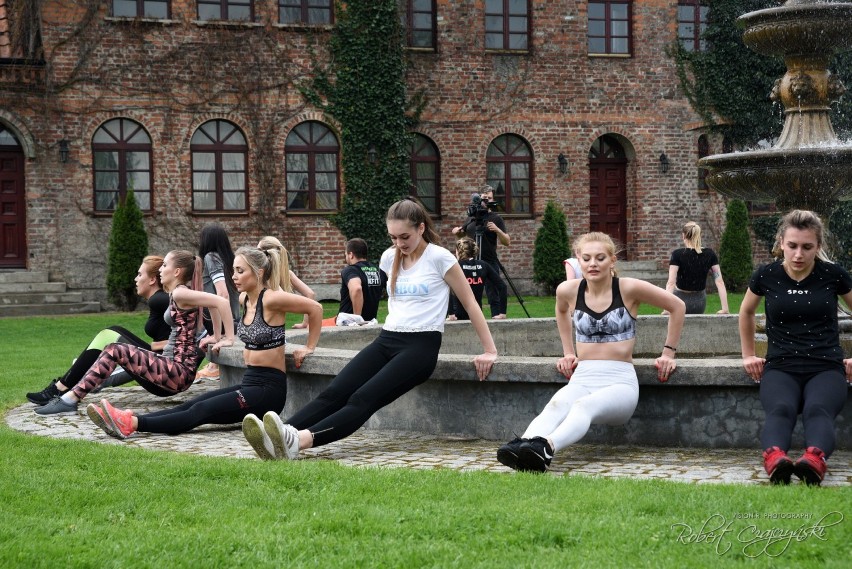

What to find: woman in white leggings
left=498, top=231, right=685, bottom=472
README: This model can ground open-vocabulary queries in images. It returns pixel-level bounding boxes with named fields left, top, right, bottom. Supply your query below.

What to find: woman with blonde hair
left=242, top=197, right=497, bottom=460
left=258, top=235, right=317, bottom=328
left=740, top=210, right=852, bottom=485
left=498, top=232, right=685, bottom=472
left=665, top=221, right=729, bottom=314
left=89, top=246, right=322, bottom=438
left=36, top=250, right=234, bottom=415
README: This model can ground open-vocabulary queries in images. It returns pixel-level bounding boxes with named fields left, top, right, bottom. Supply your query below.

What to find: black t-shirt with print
left=339, top=261, right=387, bottom=321
left=749, top=259, right=852, bottom=372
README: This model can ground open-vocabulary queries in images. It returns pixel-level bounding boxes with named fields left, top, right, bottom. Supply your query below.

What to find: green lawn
left=0, top=303, right=842, bottom=569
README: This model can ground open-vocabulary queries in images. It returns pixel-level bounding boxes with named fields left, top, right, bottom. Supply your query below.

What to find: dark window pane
left=223, top=173, right=245, bottom=191
left=612, top=38, right=628, bottom=53
left=611, top=4, right=628, bottom=20
left=316, top=191, right=337, bottom=209
left=315, top=153, right=337, bottom=171
left=113, top=0, right=137, bottom=17
left=126, top=151, right=150, bottom=170
left=412, top=31, right=433, bottom=48
left=509, top=34, right=527, bottom=50
left=485, top=0, right=502, bottom=11
left=281, top=7, right=300, bottom=23
left=508, top=0, right=526, bottom=14
left=222, top=153, right=245, bottom=170
left=588, top=3, right=605, bottom=19
left=485, top=15, right=503, bottom=32
left=94, top=152, right=119, bottom=170
left=228, top=6, right=251, bottom=20
left=144, top=2, right=168, bottom=18
left=134, top=192, right=151, bottom=210
left=194, top=192, right=216, bottom=210
left=128, top=171, right=150, bottom=191
left=287, top=191, right=308, bottom=209
left=413, top=0, right=431, bottom=10
left=96, top=192, right=118, bottom=210
left=198, top=5, right=221, bottom=20
left=193, top=172, right=216, bottom=190
left=223, top=192, right=245, bottom=210
left=612, top=21, right=628, bottom=37
left=95, top=172, right=119, bottom=191
left=413, top=13, right=432, bottom=29
left=589, top=21, right=605, bottom=36
left=508, top=16, right=526, bottom=32
left=287, top=153, right=308, bottom=171
left=308, top=8, right=330, bottom=24
left=486, top=33, right=503, bottom=49
left=589, top=37, right=606, bottom=53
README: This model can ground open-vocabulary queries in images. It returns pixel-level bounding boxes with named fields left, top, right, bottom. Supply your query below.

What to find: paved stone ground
left=7, top=383, right=851, bottom=486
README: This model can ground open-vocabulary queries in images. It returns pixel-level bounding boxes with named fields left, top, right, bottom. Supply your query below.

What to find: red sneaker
left=794, top=447, right=827, bottom=486
left=762, top=446, right=794, bottom=485
left=100, top=399, right=136, bottom=439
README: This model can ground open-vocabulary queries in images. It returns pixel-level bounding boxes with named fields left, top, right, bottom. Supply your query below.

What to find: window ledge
left=588, top=53, right=632, bottom=59
left=273, top=23, right=334, bottom=32
left=405, top=47, right=437, bottom=53
left=105, top=17, right=180, bottom=26
left=484, top=49, right=530, bottom=56
left=188, top=210, right=252, bottom=216
left=192, top=20, right=264, bottom=29
left=89, top=210, right=159, bottom=218
left=280, top=209, right=336, bottom=216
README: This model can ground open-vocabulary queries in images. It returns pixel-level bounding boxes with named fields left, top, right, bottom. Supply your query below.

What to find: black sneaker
left=26, top=378, right=61, bottom=406
left=517, top=437, right=554, bottom=473
left=497, top=437, right=526, bottom=470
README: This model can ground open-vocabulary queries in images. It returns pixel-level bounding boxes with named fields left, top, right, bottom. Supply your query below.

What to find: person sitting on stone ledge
left=447, top=237, right=499, bottom=321
left=36, top=250, right=233, bottom=416
left=664, top=221, right=729, bottom=315
left=740, top=209, right=852, bottom=486
left=88, top=245, right=322, bottom=439
left=241, top=197, right=498, bottom=461
left=26, top=255, right=172, bottom=406
left=497, top=231, right=685, bottom=473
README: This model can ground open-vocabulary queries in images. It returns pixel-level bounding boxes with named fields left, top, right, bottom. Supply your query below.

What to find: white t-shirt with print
left=380, top=243, right=456, bottom=333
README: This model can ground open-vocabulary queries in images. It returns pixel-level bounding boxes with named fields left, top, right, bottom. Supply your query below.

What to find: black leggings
left=59, top=326, right=150, bottom=390
left=136, top=366, right=287, bottom=435
left=287, top=330, right=442, bottom=447
left=760, top=367, right=847, bottom=456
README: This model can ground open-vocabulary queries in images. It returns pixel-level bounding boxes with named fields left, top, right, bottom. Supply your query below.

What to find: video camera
left=467, top=192, right=497, bottom=222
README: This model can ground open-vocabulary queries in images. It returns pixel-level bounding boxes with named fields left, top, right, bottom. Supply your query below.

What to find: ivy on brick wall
left=304, top=0, right=423, bottom=261
left=671, top=0, right=852, bottom=146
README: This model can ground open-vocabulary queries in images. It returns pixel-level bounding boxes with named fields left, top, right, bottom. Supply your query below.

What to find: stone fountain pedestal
left=213, top=316, right=852, bottom=449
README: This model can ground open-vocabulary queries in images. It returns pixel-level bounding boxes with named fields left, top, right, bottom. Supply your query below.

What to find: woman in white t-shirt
left=242, top=197, right=498, bottom=460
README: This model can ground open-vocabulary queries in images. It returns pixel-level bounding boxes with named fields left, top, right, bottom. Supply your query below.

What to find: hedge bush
left=106, top=191, right=148, bottom=310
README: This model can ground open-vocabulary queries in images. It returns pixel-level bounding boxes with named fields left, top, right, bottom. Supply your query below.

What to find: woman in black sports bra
left=498, top=231, right=685, bottom=473
left=87, top=246, right=323, bottom=439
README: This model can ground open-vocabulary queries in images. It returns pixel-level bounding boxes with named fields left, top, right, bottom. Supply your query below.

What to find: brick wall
left=1, top=0, right=734, bottom=303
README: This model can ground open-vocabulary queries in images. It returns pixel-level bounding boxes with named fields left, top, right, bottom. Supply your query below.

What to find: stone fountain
left=698, top=0, right=852, bottom=216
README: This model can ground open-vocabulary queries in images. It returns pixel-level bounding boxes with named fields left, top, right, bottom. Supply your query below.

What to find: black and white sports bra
left=237, top=289, right=286, bottom=350
left=573, top=278, right=636, bottom=343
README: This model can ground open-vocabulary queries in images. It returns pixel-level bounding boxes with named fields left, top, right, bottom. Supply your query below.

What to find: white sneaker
left=263, top=411, right=300, bottom=460
left=242, top=414, right=277, bottom=460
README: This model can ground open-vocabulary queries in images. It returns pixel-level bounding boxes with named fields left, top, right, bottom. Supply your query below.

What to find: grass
left=0, top=302, right=842, bottom=569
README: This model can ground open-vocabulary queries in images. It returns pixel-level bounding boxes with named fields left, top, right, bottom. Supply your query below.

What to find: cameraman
left=451, top=185, right=510, bottom=319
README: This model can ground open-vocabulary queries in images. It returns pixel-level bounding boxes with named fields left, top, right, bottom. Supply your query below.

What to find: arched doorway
left=589, top=135, right=627, bottom=251
left=0, top=125, right=26, bottom=267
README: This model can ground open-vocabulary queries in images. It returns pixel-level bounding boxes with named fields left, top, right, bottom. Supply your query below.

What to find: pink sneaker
left=794, top=447, right=827, bottom=486
left=86, top=403, right=117, bottom=438
left=762, top=446, right=794, bottom=485
left=100, top=399, right=136, bottom=439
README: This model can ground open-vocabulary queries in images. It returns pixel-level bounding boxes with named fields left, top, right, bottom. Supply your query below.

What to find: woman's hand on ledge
left=210, top=338, right=234, bottom=355
left=473, top=352, right=497, bottom=382
left=293, top=346, right=315, bottom=369
left=654, top=355, right=677, bottom=383
left=556, top=354, right=578, bottom=379
left=742, top=355, right=765, bottom=383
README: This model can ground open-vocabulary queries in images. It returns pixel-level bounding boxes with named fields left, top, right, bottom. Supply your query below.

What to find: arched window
left=0, top=126, right=21, bottom=147
left=588, top=0, right=632, bottom=55
left=409, top=134, right=440, bottom=214
left=92, top=119, right=153, bottom=212
left=285, top=121, right=340, bottom=211
left=191, top=120, right=248, bottom=211
left=485, top=0, right=529, bottom=51
left=697, top=134, right=709, bottom=191
left=486, top=134, right=532, bottom=215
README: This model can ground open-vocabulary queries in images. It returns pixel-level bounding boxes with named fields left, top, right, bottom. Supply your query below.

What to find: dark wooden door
left=0, top=151, right=26, bottom=267
left=589, top=136, right=627, bottom=252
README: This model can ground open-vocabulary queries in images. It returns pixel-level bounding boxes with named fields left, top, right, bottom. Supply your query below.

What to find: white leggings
left=522, top=360, right=639, bottom=451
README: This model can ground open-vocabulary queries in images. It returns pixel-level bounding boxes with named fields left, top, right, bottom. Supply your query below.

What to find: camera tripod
left=473, top=226, right=531, bottom=318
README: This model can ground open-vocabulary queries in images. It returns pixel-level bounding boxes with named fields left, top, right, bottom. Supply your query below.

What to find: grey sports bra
left=573, top=278, right=636, bottom=343
left=237, top=289, right=286, bottom=350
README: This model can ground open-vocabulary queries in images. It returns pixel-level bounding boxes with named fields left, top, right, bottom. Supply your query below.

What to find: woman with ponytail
left=665, top=221, right=729, bottom=314
left=258, top=235, right=317, bottom=329
left=242, top=197, right=498, bottom=461
left=37, top=250, right=234, bottom=416
left=88, top=246, right=322, bottom=439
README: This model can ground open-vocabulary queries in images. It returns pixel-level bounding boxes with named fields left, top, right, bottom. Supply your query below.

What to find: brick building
left=0, top=0, right=728, bottom=304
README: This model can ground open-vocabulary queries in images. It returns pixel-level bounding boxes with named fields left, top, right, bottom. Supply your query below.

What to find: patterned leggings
left=71, top=343, right=195, bottom=401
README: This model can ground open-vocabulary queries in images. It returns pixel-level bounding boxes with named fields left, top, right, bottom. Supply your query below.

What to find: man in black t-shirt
left=451, top=185, right=511, bottom=319
left=339, top=238, right=387, bottom=322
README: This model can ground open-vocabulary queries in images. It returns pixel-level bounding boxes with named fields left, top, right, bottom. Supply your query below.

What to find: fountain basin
left=699, top=146, right=852, bottom=212
left=212, top=316, right=852, bottom=448
left=739, top=3, right=852, bottom=58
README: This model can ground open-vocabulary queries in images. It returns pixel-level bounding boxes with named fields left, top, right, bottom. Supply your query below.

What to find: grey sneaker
left=35, top=396, right=79, bottom=416
left=263, top=411, right=300, bottom=460
left=242, top=414, right=277, bottom=460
